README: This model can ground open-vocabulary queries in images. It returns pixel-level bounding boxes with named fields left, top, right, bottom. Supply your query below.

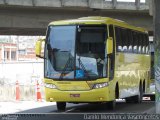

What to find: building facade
left=0, top=42, right=36, bottom=62
left=0, top=43, right=17, bottom=62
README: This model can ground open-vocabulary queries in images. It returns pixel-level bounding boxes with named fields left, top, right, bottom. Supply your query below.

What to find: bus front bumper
left=45, top=87, right=110, bottom=102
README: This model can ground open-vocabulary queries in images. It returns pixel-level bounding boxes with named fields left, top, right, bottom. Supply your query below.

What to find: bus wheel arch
left=140, top=80, right=143, bottom=93
left=139, top=80, right=143, bottom=102
left=139, top=80, right=143, bottom=96
left=115, top=82, right=119, bottom=99
left=134, top=80, right=143, bottom=103
left=143, top=80, right=145, bottom=93
left=105, top=82, right=119, bottom=110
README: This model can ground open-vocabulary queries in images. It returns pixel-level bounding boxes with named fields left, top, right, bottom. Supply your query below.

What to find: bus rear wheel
left=125, top=97, right=133, bottom=103
left=134, top=85, right=143, bottom=103
left=56, top=102, right=66, bottom=111
left=150, top=95, right=155, bottom=101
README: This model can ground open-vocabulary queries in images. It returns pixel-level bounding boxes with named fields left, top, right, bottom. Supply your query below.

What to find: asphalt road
left=0, top=100, right=154, bottom=120
left=18, top=100, right=155, bottom=114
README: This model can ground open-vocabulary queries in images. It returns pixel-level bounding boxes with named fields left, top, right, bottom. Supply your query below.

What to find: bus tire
left=125, top=97, right=133, bottom=103
left=134, top=84, right=143, bottom=103
left=150, top=95, right=155, bottom=101
left=107, top=100, right=116, bottom=110
left=56, top=102, right=66, bottom=111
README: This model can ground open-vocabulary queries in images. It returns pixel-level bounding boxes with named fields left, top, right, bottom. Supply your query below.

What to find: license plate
left=70, top=94, right=80, bottom=98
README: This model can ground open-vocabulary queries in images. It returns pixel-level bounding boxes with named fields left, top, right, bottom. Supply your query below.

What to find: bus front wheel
left=56, top=102, right=66, bottom=111
left=106, top=100, right=116, bottom=110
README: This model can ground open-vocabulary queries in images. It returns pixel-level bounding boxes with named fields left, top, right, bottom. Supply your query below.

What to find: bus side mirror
left=106, top=37, right=113, bottom=55
left=35, top=39, right=45, bottom=58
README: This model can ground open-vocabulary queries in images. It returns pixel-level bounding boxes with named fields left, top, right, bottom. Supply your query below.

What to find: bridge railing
left=89, top=0, right=149, bottom=10
left=0, top=0, right=149, bottom=11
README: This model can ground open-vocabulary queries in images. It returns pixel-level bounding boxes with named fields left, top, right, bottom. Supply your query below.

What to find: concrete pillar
left=31, top=0, right=35, bottom=6
left=60, top=0, right=64, bottom=7
left=87, top=0, right=91, bottom=8
left=3, top=0, right=7, bottom=4
left=149, top=0, right=154, bottom=16
left=154, top=0, right=160, bottom=114
left=145, top=0, right=149, bottom=5
left=112, top=0, right=117, bottom=9
left=135, top=0, right=140, bottom=10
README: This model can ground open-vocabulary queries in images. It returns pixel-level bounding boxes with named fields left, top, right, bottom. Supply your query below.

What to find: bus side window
left=121, top=28, right=128, bottom=52
left=128, top=29, right=133, bottom=53
left=133, top=31, right=138, bottom=53
left=138, top=33, right=142, bottom=54
left=145, top=34, right=149, bottom=54
left=140, top=34, right=143, bottom=54
left=142, top=34, right=146, bottom=54
left=115, top=27, right=122, bottom=52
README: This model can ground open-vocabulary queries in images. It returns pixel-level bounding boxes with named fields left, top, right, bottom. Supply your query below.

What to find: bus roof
left=49, top=16, right=147, bottom=33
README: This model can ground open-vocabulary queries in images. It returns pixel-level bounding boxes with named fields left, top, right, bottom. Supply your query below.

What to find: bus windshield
left=45, top=25, right=107, bottom=80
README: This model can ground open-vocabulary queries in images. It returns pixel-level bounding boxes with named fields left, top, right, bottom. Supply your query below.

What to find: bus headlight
left=93, top=82, right=109, bottom=89
left=45, top=83, right=57, bottom=89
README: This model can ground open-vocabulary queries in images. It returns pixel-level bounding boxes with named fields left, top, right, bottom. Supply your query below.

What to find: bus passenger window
left=133, top=46, right=137, bottom=53
left=115, top=27, right=122, bottom=52
left=133, top=31, right=138, bottom=53
left=143, top=34, right=148, bottom=54
left=128, top=45, right=132, bottom=52
left=121, top=28, right=128, bottom=52
left=141, top=34, right=145, bottom=54
left=123, top=46, right=127, bottom=52
left=146, top=34, right=149, bottom=54
left=142, top=39, right=145, bottom=54
left=128, top=30, right=133, bottom=53
left=142, top=47, right=145, bottom=54
left=146, top=46, right=149, bottom=54
left=118, top=46, right=123, bottom=51
left=138, top=33, right=142, bottom=54
left=138, top=46, right=142, bottom=53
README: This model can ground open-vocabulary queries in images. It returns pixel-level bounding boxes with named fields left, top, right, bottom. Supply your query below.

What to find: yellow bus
left=36, top=16, right=151, bottom=111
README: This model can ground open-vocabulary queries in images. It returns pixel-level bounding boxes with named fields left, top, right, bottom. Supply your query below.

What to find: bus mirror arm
left=36, top=55, right=47, bottom=59
left=107, top=53, right=112, bottom=59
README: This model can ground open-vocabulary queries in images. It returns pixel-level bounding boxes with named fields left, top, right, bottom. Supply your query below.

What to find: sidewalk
left=0, top=101, right=56, bottom=114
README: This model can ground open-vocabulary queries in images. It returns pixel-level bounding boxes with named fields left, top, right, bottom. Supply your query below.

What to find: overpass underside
left=0, top=0, right=153, bottom=35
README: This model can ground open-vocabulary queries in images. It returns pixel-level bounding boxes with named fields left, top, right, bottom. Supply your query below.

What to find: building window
left=4, top=51, right=9, bottom=60
left=11, top=51, right=16, bottom=60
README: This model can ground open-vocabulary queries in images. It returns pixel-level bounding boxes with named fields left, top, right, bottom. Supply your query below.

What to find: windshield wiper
left=77, top=57, right=91, bottom=80
left=59, top=53, right=74, bottom=80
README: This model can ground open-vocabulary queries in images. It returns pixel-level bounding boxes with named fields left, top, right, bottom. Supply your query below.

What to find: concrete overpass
left=0, top=0, right=153, bottom=35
